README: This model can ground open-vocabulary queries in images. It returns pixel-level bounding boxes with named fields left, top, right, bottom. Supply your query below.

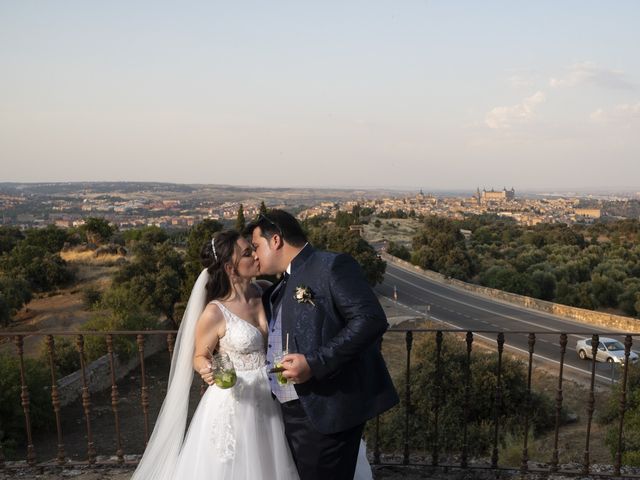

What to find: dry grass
left=61, top=248, right=123, bottom=287
left=524, top=368, right=614, bottom=466
left=364, top=218, right=422, bottom=245
left=1, top=261, right=116, bottom=356
left=60, top=249, right=124, bottom=266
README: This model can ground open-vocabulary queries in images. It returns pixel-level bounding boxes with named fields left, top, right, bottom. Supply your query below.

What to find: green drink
left=215, top=369, right=237, bottom=389
left=275, top=362, right=288, bottom=385
left=210, top=352, right=237, bottom=389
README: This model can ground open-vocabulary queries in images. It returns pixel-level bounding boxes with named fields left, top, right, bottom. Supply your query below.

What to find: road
left=376, top=260, right=636, bottom=384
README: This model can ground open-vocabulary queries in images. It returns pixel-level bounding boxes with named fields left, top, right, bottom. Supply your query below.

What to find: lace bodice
left=211, top=301, right=267, bottom=371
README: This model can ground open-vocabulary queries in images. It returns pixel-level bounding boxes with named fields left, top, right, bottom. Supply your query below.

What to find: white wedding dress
left=171, top=299, right=374, bottom=479
left=172, top=300, right=298, bottom=478
left=131, top=270, right=372, bottom=480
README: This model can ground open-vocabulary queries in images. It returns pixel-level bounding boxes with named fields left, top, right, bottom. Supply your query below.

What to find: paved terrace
left=1, top=462, right=627, bottom=480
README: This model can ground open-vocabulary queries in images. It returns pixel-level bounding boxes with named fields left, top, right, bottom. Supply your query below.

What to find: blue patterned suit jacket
left=263, top=244, right=399, bottom=435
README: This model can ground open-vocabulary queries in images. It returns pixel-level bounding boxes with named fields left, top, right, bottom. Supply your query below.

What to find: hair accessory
left=211, top=238, right=218, bottom=262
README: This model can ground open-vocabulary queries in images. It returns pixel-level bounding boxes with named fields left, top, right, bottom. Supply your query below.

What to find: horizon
left=2, top=1, right=639, bottom=189
left=2, top=180, right=639, bottom=197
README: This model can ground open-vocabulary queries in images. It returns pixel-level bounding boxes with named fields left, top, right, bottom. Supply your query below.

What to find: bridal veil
left=130, top=269, right=209, bottom=480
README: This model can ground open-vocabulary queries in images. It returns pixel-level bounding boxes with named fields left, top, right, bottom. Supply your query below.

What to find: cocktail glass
left=274, top=350, right=289, bottom=385
left=211, top=352, right=237, bottom=389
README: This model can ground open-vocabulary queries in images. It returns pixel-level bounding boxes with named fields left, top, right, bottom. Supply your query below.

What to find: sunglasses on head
left=257, top=213, right=284, bottom=238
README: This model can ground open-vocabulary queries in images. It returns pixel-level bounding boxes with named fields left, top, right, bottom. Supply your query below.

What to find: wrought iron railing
left=375, top=329, right=639, bottom=478
left=0, top=329, right=638, bottom=477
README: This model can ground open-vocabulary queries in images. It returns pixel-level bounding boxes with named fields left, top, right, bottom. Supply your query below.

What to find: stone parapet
left=55, top=330, right=170, bottom=407
left=382, top=252, right=640, bottom=333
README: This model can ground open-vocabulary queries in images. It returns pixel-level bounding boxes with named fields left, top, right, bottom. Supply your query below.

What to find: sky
left=1, top=1, right=639, bottom=191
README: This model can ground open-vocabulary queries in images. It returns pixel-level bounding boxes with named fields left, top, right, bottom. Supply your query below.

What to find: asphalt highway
left=376, top=261, right=638, bottom=384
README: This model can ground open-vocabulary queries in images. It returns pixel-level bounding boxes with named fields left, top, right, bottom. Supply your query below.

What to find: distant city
left=1, top=182, right=640, bottom=230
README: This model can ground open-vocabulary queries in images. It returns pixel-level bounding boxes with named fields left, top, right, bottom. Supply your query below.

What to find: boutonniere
left=294, top=285, right=316, bottom=306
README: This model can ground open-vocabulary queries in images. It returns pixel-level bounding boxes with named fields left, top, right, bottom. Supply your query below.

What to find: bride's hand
left=199, top=364, right=214, bottom=385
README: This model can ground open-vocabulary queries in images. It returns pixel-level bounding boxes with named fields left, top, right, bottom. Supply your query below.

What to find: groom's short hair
left=244, top=209, right=308, bottom=247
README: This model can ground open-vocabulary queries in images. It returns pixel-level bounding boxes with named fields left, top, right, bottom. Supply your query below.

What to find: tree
left=590, top=273, right=623, bottom=308
left=0, top=244, right=73, bottom=292
left=360, top=207, right=375, bottom=217
left=151, top=243, right=186, bottom=327
left=351, top=204, right=361, bottom=223
left=23, top=225, right=73, bottom=253
left=123, top=225, right=168, bottom=245
left=531, top=270, right=557, bottom=301
left=378, top=209, right=408, bottom=219
left=112, top=240, right=186, bottom=328
left=478, top=265, right=539, bottom=297
left=236, top=204, right=246, bottom=232
left=0, top=226, right=23, bottom=254
left=184, top=219, right=224, bottom=291
left=387, top=241, right=411, bottom=261
left=0, top=276, right=32, bottom=326
left=618, top=278, right=640, bottom=316
left=512, top=246, right=547, bottom=273
left=81, top=217, right=115, bottom=244
left=308, top=225, right=386, bottom=286
left=334, top=211, right=357, bottom=228
left=411, top=216, right=476, bottom=280
left=259, top=201, right=268, bottom=215
left=555, top=280, right=595, bottom=309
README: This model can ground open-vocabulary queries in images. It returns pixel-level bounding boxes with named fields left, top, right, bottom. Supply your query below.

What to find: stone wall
left=56, top=332, right=171, bottom=407
left=382, top=252, right=640, bottom=333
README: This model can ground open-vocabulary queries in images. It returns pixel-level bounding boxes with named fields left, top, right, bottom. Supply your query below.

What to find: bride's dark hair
left=200, top=230, right=242, bottom=303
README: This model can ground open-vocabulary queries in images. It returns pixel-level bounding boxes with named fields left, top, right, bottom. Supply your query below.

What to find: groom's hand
left=281, top=353, right=312, bottom=384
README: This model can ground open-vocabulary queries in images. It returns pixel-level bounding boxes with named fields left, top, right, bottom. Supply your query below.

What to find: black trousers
left=280, top=400, right=364, bottom=480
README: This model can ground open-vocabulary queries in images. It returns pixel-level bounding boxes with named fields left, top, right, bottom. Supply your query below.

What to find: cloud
left=485, top=91, right=546, bottom=129
left=550, top=62, right=634, bottom=90
left=590, top=102, right=640, bottom=124
left=507, top=74, right=534, bottom=89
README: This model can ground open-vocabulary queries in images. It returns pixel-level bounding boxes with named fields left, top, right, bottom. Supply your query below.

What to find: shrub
left=0, top=353, right=53, bottom=457
left=0, top=275, right=31, bottom=326
left=601, top=363, right=640, bottom=465
left=369, top=332, right=558, bottom=457
left=387, top=241, right=411, bottom=261
left=0, top=245, right=74, bottom=292
left=38, top=336, right=82, bottom=379
left=82, top=286, right=102, bottom=309
left=81, top=315, right=158, bottom=364
left=82, top=286, right=160, bottom=363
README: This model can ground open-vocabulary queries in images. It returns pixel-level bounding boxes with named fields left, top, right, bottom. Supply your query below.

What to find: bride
left=130, top=230, right=372, bottom=479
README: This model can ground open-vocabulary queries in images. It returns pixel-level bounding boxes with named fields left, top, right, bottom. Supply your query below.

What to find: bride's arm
left=193, top=304, right=226, bottom=385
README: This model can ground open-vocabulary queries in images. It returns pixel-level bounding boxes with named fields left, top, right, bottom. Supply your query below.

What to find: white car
left=576, top=337, right=639, bottom=365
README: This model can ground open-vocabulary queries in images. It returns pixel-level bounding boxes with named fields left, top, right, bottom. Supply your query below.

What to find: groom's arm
left=305, top=253, right=388, bottom=381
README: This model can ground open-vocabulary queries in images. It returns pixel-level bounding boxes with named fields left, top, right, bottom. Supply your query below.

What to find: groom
left=246, top=210, right=398, bottom=480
